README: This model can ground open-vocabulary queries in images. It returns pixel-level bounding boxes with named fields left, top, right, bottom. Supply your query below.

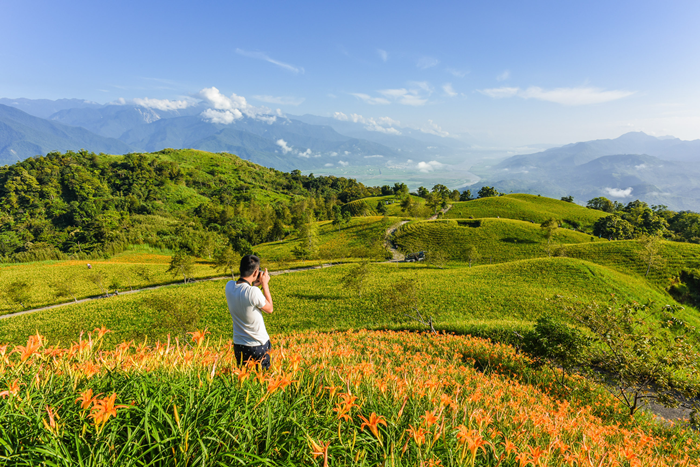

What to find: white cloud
left=276, top=139, right=293, bottom=154
left=479, top=85, right=635, bottom=105
left=496, top=70, right=510, bottom=82
left=417, top=56, right=440, bottom=69
left=333, top=111, right=349, bottom=121
left=420, top=119, right=449, bottom=137
left=200, top=108, right=242, bottom=124
left=377, top=88, right=429, bottom=106
left=338, top=160, right=349, bottom=167
left=298, top=149, right=312, bottom=158
left=446, top=68, right=469, bottom=78
left=339, top=112, right=402, bottom=134
left=324, top=163, right=334, bottom=167
left=351, top=93, right=391, bottom=105
left=442, top=83, right=457, bottom=97
left=416, top=161, right=444, bottom=173
left=605, top=187, right=634, bottom=197
left=635, top=163, right=648, bottom=170
left=377, top=49, right=388, bottom=62
left=520, top=86, right=635, bottom=105
left=235, top=48, right=304, bottom=74
left=479, top=87, right=520, bottom=98
left=364, top=155, right=384, bottom=158
left=132, top=97, right=194, bottom=111
left=196, top=87, right=277, bottom=124
left=252, top=95, right=305, bottom=106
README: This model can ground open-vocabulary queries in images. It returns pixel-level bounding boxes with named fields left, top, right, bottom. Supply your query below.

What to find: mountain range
left=2, top=97, right=700, bottom=211
left=469, top=132, right=700, bottom=211
left=0, top=99, right=466, bottom=172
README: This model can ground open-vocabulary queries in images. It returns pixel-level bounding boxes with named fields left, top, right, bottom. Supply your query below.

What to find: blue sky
left=2, top=0, right=700, bottom=146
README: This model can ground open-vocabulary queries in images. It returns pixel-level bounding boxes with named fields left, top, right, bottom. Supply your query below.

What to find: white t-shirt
left=225, top=281, right=270, bottom=346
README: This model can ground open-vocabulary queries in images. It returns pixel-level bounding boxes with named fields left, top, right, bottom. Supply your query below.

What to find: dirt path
left=428, top=203, right=453, bottom=220
left=0, top=263, right=340, bottom=321
left=384, top=220, right=409, bottom=261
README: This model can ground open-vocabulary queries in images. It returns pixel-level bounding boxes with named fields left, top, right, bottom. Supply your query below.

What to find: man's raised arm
left=258, top=268, right=274, bottom=314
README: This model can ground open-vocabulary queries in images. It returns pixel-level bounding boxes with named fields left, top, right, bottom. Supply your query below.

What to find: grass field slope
left=393, top=218, right=603, bottom=262
left=343, top=195, right=424, bottom=216
left=1, top=259, right=689, bottom=347
left=445, top=194, right=608, bottom=231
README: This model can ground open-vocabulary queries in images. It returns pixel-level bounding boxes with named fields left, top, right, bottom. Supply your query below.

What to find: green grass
left=343, top=195, right=424, bottom=216
left=393, top=218, right=603, bottom=261
left=445, top=194, right=608, bottom=231
left=2, top=258, right=689, bottom=347
left=254, top=216, right=395, bottom=261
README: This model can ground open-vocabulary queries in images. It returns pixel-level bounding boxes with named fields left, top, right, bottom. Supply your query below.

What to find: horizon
left=3, top=0, right=700, bottom=148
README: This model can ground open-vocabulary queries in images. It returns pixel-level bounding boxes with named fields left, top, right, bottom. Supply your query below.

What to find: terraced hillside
left=445, top=194, right=608, bottom=231
left=393, top=218, right=603, bottom=262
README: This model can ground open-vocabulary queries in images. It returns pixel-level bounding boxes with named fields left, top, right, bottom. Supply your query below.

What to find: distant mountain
left=0, top=105, right=133, bottom=165
left=0, top=98, right=102, bottom=119
left=469, top=134, right=700, bottom=211
left=499, top=132, right=700, bottom=169
left=48, top=104, right=204, bottom=139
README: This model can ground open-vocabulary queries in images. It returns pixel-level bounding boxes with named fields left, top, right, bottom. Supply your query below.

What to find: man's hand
left=258, top=268, right=271, bottom=288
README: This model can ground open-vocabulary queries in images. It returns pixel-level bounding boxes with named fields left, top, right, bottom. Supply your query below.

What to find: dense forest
left=0, top=149, right=387, bottom=262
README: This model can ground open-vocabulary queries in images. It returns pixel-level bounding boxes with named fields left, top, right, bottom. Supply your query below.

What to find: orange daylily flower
left=406, top=424, right=427, bottom=447
left=89, top=393, right=129, bottom=428
left=308, top=438, right=330, bottom=467
left=93, top=325, right=112, bottom=339
left=42, top=405, right=59, bottom=434
left=421, top=410, right=439, bottom=428
left=0, top=379, right=20, bottom=398
left=359, top=412, right=387, bottom=439
left=75, top=388, right=101, bottom=410
left=187, top=329, right=210, bottom=346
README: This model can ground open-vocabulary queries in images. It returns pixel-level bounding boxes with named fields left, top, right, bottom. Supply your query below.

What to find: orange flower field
left=1, top=328, right=698, bottom=466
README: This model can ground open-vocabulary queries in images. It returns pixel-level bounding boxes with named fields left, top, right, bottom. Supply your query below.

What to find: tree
left=464, top=245, right=480, bottom=267
left=382, top=279, right=436, bottom=333
left=593, top=215, right=635, bottom=240
left=400, top=195, right=413, bottom=214
left=292, top=244, right=311, bottom=262
left=637, top=234, right=665, bottom=278
left=586, top=197, right=615, bottom=213
left=88, top=271, right=109, bottom=296
left=417, top=186, right=429, bottom=198
left=425, top=247, right=449, bottom=269
left=4, top=280, right=32, bottom=308
left=450, top=189, right=461, bottom=201
left=477, top=186, right=499, bottom=198
left=459, top=190, right=473, bottom=201
left=561, top=195, right=574, bottom=203
left=341, top=261, right=372, bottom=298
left=132, top=265, right=153, bottom=285
left=564, top=299, right=700, bottom=416
left=52, top=277, right=79, bottom=303
left=380, top=185, right=393, bottom=196
left=213, top=246, right=240, bottom=279
left=375, top=201, right=387, bottom=215
left=393, top=182, right=409, bottom=195
left=167, top=251, right=195, bottom=284
left=109, top=276, right=124, bottom=294
left=540, top=217, right=559, bottom=256
left=522, top=315, right=589, bottom=386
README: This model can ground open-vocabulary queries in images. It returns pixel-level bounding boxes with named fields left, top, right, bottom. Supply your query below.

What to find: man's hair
left=239, top=254, right=260, bottom=278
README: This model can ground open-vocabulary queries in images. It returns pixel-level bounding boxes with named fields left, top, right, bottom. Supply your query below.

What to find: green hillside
left=393, top=217, right=603, bottom=262
left=343, top=194, right=425, bottom=216
left=445, top=193, right=608, bottom=230
left=0, top=258, right=686, bottom=347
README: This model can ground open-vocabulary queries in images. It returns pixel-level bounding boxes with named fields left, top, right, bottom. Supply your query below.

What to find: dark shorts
left=234, top=340, right=271, bottom=370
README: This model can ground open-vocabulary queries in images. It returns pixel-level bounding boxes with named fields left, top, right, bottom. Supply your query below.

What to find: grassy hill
left=343, top=194, right=425, bottom=216
left=1, top=258, right=689, bottom=347
left=393, top=218, right=603, bottom=262
left=445, top=194, right=608, bottom=230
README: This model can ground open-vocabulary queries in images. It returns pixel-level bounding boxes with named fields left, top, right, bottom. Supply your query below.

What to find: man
left=225, top=254, right=274, bottom=370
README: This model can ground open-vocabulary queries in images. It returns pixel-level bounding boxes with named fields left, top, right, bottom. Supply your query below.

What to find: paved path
left=428, top=203, right=453, bottom=220
left=384, top=220, right=410, bottom=261
left=0, top=263, right=339, bottom=321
